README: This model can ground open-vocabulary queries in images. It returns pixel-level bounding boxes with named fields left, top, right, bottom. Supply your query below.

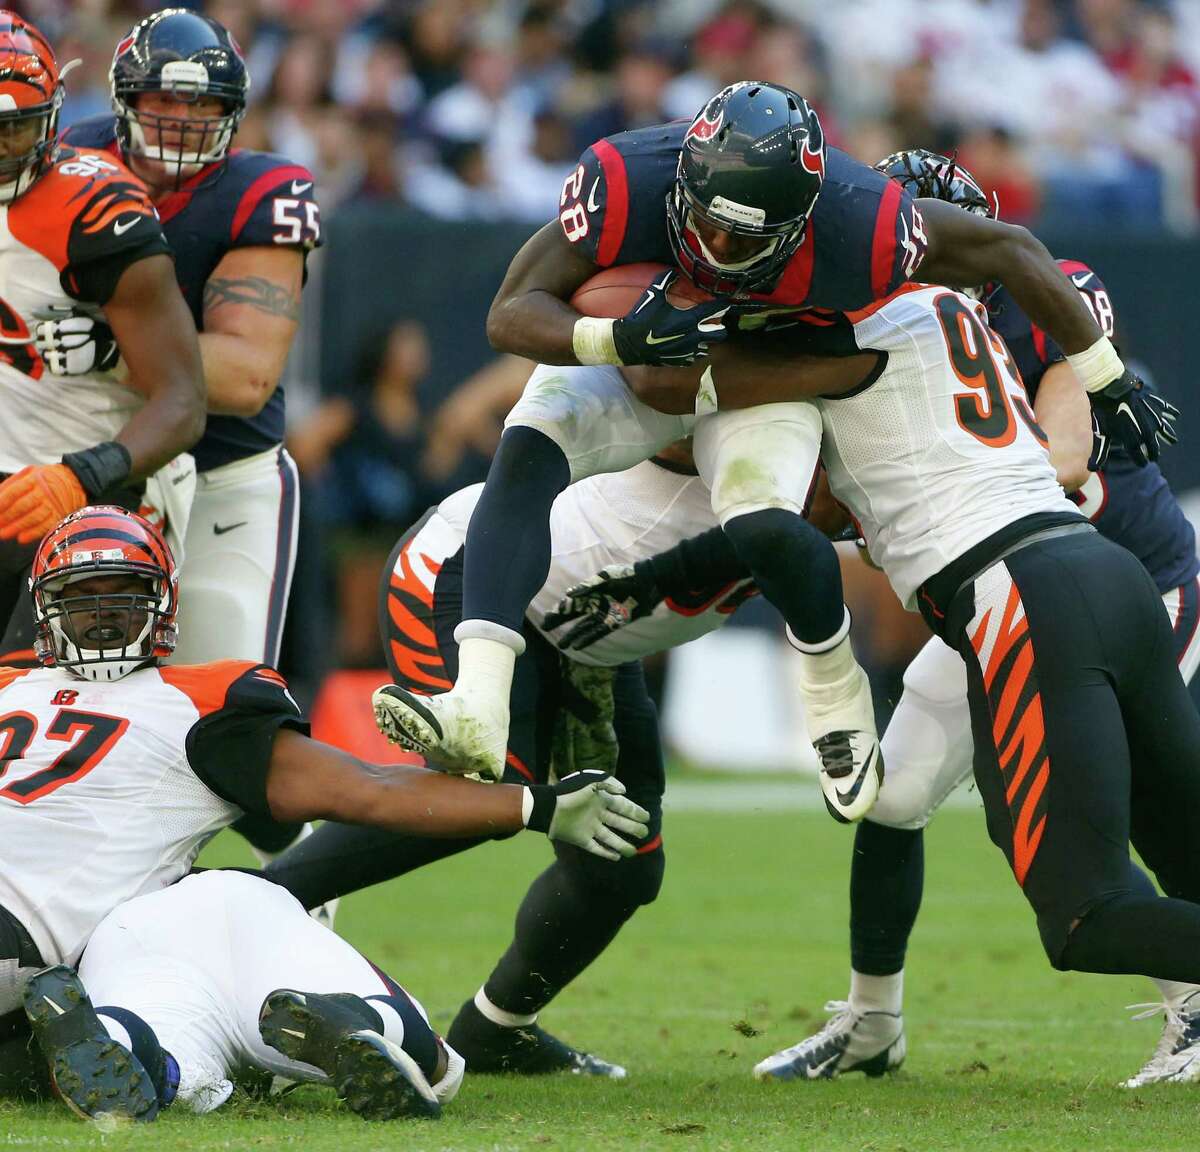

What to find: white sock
left=474, top=987, right=537, bottom=1028
left=450, top=635, right=519, bottom=707
left=368, top=999, right=409, bottom=1047
left=849, top=969, right=904, bottom=1016
left=1152, top=979, right=1200, bottom=1008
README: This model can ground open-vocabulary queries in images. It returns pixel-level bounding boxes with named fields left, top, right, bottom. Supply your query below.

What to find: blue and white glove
left=612, top=271, right=729, bottom=366
left=1089, top=369, right=1178, bottom=467
left=33, top=305, right=121, bottom=376
left=522, top=770, right=649, bottom=861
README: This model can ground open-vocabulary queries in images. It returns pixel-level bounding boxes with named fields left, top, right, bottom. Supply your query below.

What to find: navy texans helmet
left=667, top=81, right=826, bottom=297
left=875, top=148, right=997, bottom=219
left=110, top=9, right=249, bottom=184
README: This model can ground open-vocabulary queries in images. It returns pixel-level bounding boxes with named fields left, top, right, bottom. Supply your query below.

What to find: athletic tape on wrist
left=1066, top=336, right=1125, bottom=394
left=572, top=316, right=622, bottom=366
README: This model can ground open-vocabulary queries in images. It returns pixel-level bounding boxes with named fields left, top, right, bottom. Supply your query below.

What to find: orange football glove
left=0, top=464, right=88, bottom=545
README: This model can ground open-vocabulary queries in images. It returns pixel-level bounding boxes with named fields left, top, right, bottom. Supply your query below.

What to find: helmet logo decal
left=799, top=131, right=825, bottom=180
left=686, top=99, right=724, bottom=144
left=160, top=59, right=209, bottom=95
left=113, top=32, right=135, bottom=60
left=709, top=196, right=766, bottom=228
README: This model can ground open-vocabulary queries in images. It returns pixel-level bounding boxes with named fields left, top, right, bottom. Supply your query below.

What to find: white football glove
left=522, top=770, right=650, bottom=861
left=33, top=305, right=121, bottom=376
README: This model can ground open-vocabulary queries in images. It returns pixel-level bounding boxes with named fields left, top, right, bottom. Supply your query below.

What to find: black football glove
left=33, top=306, right=121, bottom=376
left=1089, top=369, right=1179, bottom=467
left=611, top=270, right=729, bottom=366
left=542, top=562, right=663, bottom=651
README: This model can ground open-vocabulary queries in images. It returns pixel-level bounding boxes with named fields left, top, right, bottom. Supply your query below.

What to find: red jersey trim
left=844, top=281, right=928, bottom=324
left=870, top=179, right=903, bottom=300
left=231, top=165, right=312, bottom=243
left=0, top=667, right=33, bottom=693
left=591, top=139, right=628, bottom=267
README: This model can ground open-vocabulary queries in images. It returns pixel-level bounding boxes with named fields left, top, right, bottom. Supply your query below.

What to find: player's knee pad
left=693, top=402, right=822, bottom=524
left=504, top=363, right=689, bottom=483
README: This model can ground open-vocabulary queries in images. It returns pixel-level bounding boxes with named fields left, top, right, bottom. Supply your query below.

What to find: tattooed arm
left=200, top=246, right=305, bottom=417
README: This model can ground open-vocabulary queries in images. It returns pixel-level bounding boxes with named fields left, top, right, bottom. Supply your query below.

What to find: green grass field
left=4, top=782, right=1198, bottom=1150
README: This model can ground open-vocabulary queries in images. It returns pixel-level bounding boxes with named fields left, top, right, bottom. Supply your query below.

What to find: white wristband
left=695, top=365, right=719, bottom=417
left=521, top=787, right=534, bottom=827
left=1065, top=336, right=1125, bottom=395
left=572, top=316, right=622, bottom=366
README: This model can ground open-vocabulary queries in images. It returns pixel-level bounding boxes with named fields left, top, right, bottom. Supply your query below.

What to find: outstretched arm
left=264, top=728, right=649, bottom=860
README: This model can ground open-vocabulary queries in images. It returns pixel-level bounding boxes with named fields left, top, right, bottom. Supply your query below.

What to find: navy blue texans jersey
left=62, top=115, right=322, bottom=472
left=988, top=259, right=1198, bottom=594
left=559, top=121, right=927, bottom=316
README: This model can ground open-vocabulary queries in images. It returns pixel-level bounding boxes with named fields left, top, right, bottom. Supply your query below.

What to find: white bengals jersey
left=0, top=147, right=169, bottom=473
left=412, top=461, right=755, bottom=667
left=0, top=660, right=303, bottom=967
left=816, top=285, right=1079, bottom=608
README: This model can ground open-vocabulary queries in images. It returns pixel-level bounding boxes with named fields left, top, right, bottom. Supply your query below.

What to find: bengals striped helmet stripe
left=0, top=13, right=59, bottom=110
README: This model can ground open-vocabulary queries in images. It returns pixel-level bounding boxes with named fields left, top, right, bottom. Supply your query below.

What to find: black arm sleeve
left=640, top=526, right=752, bottom=598
left=185, top=665, right=310, bottom=815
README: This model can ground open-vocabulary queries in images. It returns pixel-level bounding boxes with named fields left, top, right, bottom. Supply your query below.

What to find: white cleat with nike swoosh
left=753, top=1001, right=905, bottom=1082
left=793, top=633, right=883, bottom=823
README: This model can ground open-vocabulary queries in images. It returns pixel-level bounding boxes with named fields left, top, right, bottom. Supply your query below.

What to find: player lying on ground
left=0, top=11, right=205, bottom=659
left=0, top=507, right=648, bottom=1110
left=555, top=242, right=1200, bottom=1085
left=373, top=80, right=1166, bottom=822
left=268, top=440, right=857, bottom=1079
left=24, top=870, right=464, bottom=1123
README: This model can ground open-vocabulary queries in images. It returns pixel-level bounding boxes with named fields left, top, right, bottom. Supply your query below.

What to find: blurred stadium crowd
left=21, top=0, right=1200, bottom=740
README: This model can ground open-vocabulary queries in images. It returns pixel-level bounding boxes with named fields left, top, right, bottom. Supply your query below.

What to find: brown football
left=569, top=262, right=713, bottom=318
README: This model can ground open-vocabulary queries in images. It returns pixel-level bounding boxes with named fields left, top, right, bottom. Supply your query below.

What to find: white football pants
left=169, top=446, right=299, bottom=666
left=79, top=871, right=430, bottom=1112
left=873, top=577, right=1200, bottom=830
left=505, top=363, right=822, bottom=522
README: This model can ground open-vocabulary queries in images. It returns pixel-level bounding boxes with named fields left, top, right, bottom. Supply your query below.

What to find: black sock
left=849, top=821, right=925, bottom=976
left=96, top=1007, right=176, bottom=1106
left=721, top=508, right=845, bottom=644
left=1059, top=892, right=1200, bottom=981
left=483, top=854, right=657, bottom=1016
left=462, top=426, right=571, bottom=633
left=364, top=994, right=440, bottom=1081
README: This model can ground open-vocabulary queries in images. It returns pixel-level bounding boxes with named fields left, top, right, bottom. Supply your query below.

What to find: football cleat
left=753, top=1001, right=905, bottom=1082
left=372, top=683, right=508, bottom=781
left=798, top=657, right=883, bottom=823
left=1122, top=993, right=1200, bottom=1087
left=446, top=997, right=626, bottom=1078
left=23, top=966, right=159, bottom=1122
left=259, top=989, right=441, bottom=1120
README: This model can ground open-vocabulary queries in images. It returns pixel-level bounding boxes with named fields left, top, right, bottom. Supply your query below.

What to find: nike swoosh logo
left=213, top=520, right=248, bottom=536
left=1070, top=271, right=1094, bottom=287
left=835, top=744, right=877, bottom=806
left=112, top=215, right=142, bottom=236
left=805, top=1052, right=840, bottom=1079
left=586, top=177, right=600, bottom=213
left=42, top=996, right=66, bottom=1016
left=291, top=180, right=313, bottom=194
left=645, top=331, right=685, bottom=345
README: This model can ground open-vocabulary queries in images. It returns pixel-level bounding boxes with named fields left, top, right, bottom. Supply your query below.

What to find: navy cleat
left=446, top=997, right=625, bottom=1078
left=23, top=966, right=159, bottom=1123
left=259, top=989, right=441, bottom=1120
left=753, top=1000, right=905, bottom=1082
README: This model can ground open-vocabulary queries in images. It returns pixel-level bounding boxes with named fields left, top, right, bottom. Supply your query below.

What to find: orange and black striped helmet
left=30, top=506, right=179, bottom=681
left=0, top=11, right=70, bottom=201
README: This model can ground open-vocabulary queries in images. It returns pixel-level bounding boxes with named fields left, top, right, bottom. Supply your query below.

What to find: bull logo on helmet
left=799, top=114, right=825, bottom=181
left=686, top=97, right=724, bottom=145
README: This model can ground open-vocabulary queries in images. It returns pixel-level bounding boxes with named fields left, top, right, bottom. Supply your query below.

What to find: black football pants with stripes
left=266, top=527, right=666, bottom=1018
left=945, top=528, right=1200, bottom=975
